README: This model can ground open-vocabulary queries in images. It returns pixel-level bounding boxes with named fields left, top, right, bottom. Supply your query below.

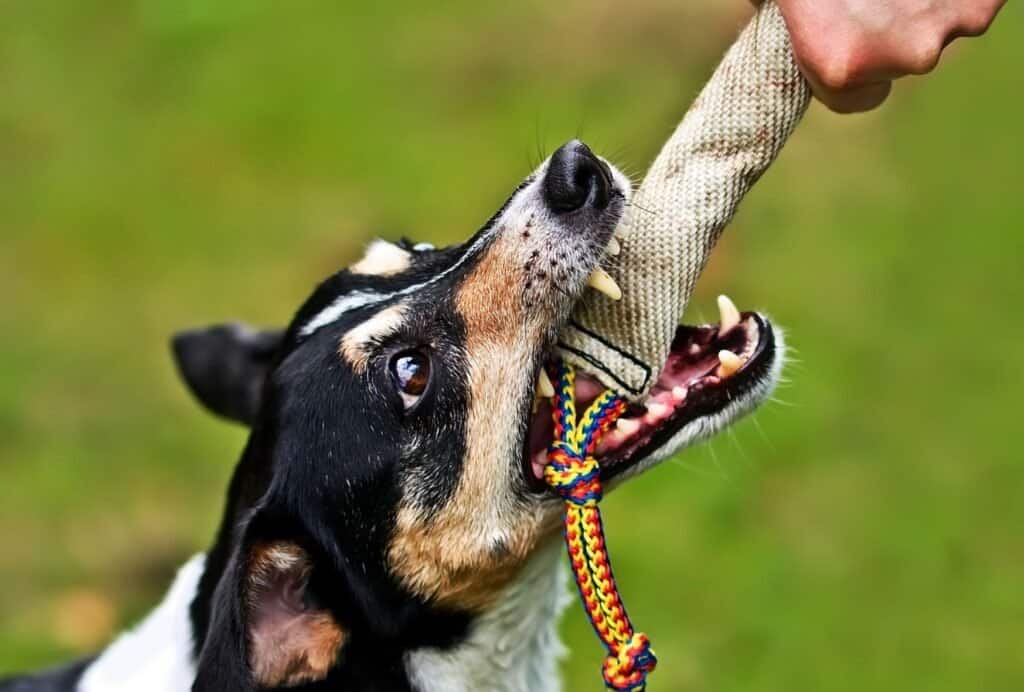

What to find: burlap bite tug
left=559, top=1, right=811, bottom=399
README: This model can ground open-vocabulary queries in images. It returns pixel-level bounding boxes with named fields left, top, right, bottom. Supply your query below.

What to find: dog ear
left=171, top=323, right=283, bottom=425
left=244, top=543, right=346, bottom=688
left=193, top=538, right=345, bottom=692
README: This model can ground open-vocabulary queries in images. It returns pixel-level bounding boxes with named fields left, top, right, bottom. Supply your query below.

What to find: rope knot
left=544, top=442, right=603, bottom=505
left=602, top=633, right=657, bottom=691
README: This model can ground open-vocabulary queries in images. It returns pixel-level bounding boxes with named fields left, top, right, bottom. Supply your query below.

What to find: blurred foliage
left=1, top=1, right=1022, bottom=689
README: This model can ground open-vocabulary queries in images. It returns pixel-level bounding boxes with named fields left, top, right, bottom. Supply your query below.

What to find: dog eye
left=390, top=350, right=431, bottom=409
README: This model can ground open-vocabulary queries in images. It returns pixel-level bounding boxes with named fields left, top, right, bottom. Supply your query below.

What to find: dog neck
left=77, top=539, right=569, bottom=691
left=406, top=537, right=570, bottom=692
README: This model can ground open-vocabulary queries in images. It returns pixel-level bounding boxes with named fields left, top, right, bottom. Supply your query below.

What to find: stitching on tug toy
left=544, top=361, right=657, bottom=691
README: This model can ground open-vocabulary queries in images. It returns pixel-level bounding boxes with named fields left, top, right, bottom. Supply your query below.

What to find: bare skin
left=768, top=0, right=1007, bottom=113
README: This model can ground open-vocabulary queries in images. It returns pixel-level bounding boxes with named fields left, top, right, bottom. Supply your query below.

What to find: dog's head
left=174, top=141, right=782, bottom=689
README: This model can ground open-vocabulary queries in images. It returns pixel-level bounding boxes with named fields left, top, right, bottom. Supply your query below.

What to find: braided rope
left=543, top=361, right=657, bottom=691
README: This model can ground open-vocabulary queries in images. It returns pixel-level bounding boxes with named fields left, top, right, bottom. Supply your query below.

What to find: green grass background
left=1, top=1, right=1022, bottom=689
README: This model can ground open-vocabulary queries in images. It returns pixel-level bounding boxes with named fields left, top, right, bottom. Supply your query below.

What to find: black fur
left=189, top=217, right=498, bottom=691
left=6, top=142, right=631, bottom=691
left=172, top=324, right=283, bottom=425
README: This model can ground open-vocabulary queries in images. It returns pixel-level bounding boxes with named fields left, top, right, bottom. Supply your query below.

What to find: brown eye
left=390, top=350, right=431, bottom=410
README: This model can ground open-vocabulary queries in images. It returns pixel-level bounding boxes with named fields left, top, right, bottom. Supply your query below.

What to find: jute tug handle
left=559, top=0, right=811, bottom=398
left=546, top=4, right=809, bottom=688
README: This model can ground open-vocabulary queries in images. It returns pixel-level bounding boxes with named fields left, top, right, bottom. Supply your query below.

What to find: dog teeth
left=615, top=417, right=641, bottom=437
left=671, top=386, right=688, bottom=403
left=644, top=402, right=671, bottom=424
left=717, top=350, right=744, bottom=378
left=606, top=237, right=621, bottom=257
left=537, top=369, right=555, bottom=399
left=588, top=267, right=622, bottom=301
left=718, top=294, right=741, bottom=335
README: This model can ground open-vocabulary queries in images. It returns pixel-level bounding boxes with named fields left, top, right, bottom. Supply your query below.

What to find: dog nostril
left=543, top=139, right=611, bottom=214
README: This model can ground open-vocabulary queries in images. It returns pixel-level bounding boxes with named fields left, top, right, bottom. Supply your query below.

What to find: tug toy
left=543, top=361, right=656, bottom=691
left=547, top=3, right=811, bottom=688
left=559, top=0, right=810, bottom=398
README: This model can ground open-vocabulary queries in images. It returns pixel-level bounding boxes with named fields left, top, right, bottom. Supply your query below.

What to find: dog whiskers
left=750, top=414, right=777, bottom=454
left=624, top=200, right=658, bottom=217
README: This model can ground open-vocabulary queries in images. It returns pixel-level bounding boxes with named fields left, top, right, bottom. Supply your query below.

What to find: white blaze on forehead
left=300, top=290, right=388, bottom=338
left=298, top=172, right=547, bottom=339
left=298, top=231, right=494, bottom=339
left=350, top=240, right=412, bottom=277
left=339, top=304, right=408, bottom=372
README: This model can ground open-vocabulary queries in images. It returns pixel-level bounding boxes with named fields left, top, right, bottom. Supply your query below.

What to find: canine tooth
left=672, top=386, right=688, bottom=402
left=588, top=267, right=622, bottom=301
left=718, top=294, right=741, bottom=335
left=537, top=369, right=555, bottom=399
left=616, top=418, right=641, bottom=437
left=606, top=237, right=621, bottom=256
left=717, top=350, right=743, bottom=377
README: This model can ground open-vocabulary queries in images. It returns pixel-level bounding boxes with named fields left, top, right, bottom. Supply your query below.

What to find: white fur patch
left=78, top=555, right=204, bottom=692
left=298, top=228, right=494, bottom=339
left=350, top=240, right=412, bottom=277
left=298, top=172, right=547, bottom=340
left=339, top=304, right=407, bottom=372
left=405, top=539, right=569, bottom=692
left=299, top=289, right=389, bottom=337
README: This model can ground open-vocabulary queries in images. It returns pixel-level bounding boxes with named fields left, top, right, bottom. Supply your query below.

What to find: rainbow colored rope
left=543, top=361, right=657, bottom=691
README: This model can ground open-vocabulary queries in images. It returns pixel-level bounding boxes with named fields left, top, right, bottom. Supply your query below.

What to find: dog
left=1, top=140, right=783, bottom=691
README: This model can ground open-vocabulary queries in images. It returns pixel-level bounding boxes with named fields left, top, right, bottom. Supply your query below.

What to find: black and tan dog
left=1, top=141, right=782, bottom=692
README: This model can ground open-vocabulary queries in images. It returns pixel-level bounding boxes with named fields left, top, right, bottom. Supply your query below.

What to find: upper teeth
left=718, top=294, right=741, bottom=335
left=588, top=267, right=622, bottom=301
left=606, top=237, right=621, bottom=256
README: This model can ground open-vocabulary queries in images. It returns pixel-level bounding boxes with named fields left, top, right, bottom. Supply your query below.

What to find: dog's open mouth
left=526, top=297, right=776, bottom=490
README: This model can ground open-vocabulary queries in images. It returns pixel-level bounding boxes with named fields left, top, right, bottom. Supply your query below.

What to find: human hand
left=771, top=0, right=1006, bottom=113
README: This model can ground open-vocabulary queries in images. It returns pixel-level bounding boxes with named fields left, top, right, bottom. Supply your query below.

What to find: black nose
left=543, top=140, right=612, bottom=213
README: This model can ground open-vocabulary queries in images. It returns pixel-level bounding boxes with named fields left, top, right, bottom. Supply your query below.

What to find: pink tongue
left=532, top=456, right=547, bottom=481
left=572, top=375, right=606, bottom=404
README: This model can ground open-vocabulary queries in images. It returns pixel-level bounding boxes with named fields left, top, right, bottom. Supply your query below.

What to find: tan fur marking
left=339, top=304, right=407, bottom=373
left=390, top=506, right=562, bottom=612
left=389, top=232, right=561, bottom=612
left=247, top=543, right=346, bottom=688
left=350, top=240, right=412, bottom=276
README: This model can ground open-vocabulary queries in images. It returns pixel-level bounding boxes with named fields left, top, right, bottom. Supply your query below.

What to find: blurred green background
left=2, top=1, right=1022, bottom=689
